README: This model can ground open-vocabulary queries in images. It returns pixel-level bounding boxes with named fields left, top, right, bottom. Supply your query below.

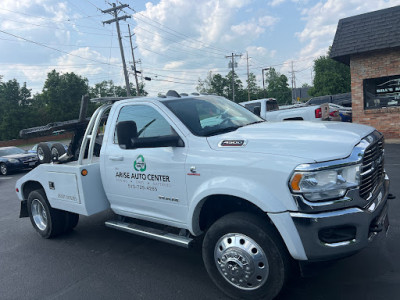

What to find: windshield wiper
left=246, top=120, right=265, bottom=126
left=205, top=126, right=241, bottom=136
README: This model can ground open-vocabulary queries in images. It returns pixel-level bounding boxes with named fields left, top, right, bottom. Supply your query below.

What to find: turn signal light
left=81, top=169, right=88, bottom=176
left=290, top=173, right=303, bottom=191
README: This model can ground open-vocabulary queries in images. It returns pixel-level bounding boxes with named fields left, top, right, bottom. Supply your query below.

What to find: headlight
left=290, top=164, right=361, bottom=201
left=8, top=158, right=19, bottom=163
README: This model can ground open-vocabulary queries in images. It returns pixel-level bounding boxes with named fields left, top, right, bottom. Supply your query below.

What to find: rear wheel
left=51, top=143, right=66, bottom=162
left=0, top=163, right=8, bottom=175
left=37, top=143, right=51, bottom=164
left=27, top=189, right=67, bottom=238
left=202, top=212, right=291, bottom=300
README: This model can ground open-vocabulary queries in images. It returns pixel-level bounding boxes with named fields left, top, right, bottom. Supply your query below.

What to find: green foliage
left=197, top=71, right=228, bottom=97
left=89, top=80, right=148, bottom=98
left=0, top=70, right=149, bottom=141
left=197, top=71, right=264, bottom=103
left=309, top=52, right=351, bottom=97
left=264, top=68, right=291, bottom=105
left=0, top=80, right=32, bottom=140
left=245, top=73, right=262, bottom=101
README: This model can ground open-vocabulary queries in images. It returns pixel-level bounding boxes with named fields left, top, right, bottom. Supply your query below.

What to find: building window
left=364, top=74, right=400, bottom=109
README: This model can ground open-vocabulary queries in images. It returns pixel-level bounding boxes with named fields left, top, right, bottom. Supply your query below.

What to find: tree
left=0, top=79, right=33, bottom=140
left=36, top=70, right=90, bottom=123
left=309, top=49, right=351, bottom=96
left=244, top=72, right=262, bottom=101
left=265, top=68, right=291, bottom=105
left=196, top=71, right=229, bottom=97
left=90, top=80, right=147, bottom=98
left=225, top=71, right=244, bottom=102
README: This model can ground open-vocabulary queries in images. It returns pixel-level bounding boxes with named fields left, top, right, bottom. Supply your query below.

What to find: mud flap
left=19, top=200, right=28, bottom=218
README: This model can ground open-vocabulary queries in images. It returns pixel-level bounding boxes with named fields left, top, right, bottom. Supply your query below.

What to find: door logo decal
left=134, top=155, right=147, bottom=172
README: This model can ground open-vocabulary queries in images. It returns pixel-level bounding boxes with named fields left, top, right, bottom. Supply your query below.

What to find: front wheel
left=202, top=212, right=291, bottom=300
left=0, top=163, right=8, bottom=175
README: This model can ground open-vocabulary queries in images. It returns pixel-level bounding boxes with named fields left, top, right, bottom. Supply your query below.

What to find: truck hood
left=206, top=121, right=375, bottom=162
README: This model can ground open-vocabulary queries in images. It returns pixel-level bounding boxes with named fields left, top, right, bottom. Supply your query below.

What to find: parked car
left=0, top=146, right=38, bottom=175
left=29, top=142, right=68, bottom=164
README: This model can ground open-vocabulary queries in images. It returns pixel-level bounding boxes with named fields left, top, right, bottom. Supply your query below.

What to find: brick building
left=330, top=6, right=400, bottom=139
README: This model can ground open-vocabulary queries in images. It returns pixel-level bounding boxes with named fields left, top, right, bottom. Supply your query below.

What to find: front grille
left=360, top=137, right=384, bottom=199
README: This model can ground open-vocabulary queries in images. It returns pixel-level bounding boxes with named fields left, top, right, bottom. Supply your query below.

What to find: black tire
left=65, top=212, right=79, bottom=232
left=27, top=189, right=67, bottom=238
left=202, top=212, right=291, bottom=300
left=51, top=143, right=66, bottom=162
left=0, top=163, right=8, bottom=176
left=37, top=143, right=52, bottom=164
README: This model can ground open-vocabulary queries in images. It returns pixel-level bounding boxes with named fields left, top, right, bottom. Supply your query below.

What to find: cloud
left=269, top=0, right=286, bottom=7
left=258, top=16, right=280, bottom=27
left=296, top=0, right=400, bottom=58
left=164, top=61, right=185, bottom=69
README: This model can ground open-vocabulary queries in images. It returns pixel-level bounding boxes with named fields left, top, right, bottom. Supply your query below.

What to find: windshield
left=0, top=147, right=25, bottom=156
left=163, top=96, right=264, bottom=137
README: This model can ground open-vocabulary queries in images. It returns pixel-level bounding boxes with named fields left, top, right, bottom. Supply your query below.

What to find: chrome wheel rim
left=37, top=148, right=45, bottom=161
left=31, top=199, right=48, bottom=231
left=0, top=164, right=6, bottom=175
left=214, top=233, right=269, bottom=290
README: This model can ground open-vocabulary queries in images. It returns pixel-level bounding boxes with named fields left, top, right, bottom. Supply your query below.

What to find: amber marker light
left=81, top=169, right=88, bottom=176
left=290, top=173, right=303, bottom=191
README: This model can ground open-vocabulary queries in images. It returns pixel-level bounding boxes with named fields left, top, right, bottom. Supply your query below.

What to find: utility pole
left=126, top=24, right=140, bottom=96
left=246, top=52, right=250, bottom=101
left=102, top=3, right=131, bottom=96
left=262, top=67, right=270, bottom=98
left=290, top=61, right=296, bottom=103
left=225, top=53, right=242, bottom=102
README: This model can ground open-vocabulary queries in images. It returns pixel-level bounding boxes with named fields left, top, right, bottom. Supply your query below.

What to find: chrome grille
left=360, top=137, right=384, bottom=199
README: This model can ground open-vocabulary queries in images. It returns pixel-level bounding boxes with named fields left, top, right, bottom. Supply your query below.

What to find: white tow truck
left=16, top=92, right=390, bottom=299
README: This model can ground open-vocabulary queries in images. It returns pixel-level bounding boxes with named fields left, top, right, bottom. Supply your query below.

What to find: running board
left=105, top=220, right=193, bottom=248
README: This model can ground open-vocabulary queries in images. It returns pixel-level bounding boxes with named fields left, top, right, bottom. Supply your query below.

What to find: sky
left=0, top=0, right=399, bottom=97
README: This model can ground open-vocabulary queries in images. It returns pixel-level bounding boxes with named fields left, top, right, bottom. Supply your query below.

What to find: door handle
left=109, top=156, right=124, bottom=161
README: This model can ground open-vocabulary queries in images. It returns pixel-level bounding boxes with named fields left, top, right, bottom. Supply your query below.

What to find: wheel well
left=22, top=181, right=44, bottom=200
left=197, top=195, right=272, bottom=232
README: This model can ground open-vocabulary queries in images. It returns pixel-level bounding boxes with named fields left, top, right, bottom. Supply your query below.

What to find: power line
left=128, top=7, right=230, bottom=54
left=0, top=29, right=121, bottom=66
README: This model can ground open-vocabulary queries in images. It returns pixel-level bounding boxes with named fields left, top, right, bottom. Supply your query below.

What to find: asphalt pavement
left=0, top=144, right=399, bottom=300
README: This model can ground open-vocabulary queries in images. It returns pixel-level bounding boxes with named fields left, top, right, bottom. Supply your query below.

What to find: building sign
left=363, top=74, right=400, bottom=109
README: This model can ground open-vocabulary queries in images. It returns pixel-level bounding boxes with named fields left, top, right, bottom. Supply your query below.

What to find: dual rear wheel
left=27, top=189, right=79, bottom=238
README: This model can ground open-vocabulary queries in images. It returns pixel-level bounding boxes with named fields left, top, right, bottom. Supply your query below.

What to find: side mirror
left=253, top=106, right=261, bottom=116
left=132, top=135, right=184, bottom=149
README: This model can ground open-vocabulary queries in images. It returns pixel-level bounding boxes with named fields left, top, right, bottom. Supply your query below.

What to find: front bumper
left=290, top=176, right=390, bottom=261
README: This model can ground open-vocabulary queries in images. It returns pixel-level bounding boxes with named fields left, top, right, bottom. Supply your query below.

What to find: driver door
left=101, top=103, right=188, bottom=225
